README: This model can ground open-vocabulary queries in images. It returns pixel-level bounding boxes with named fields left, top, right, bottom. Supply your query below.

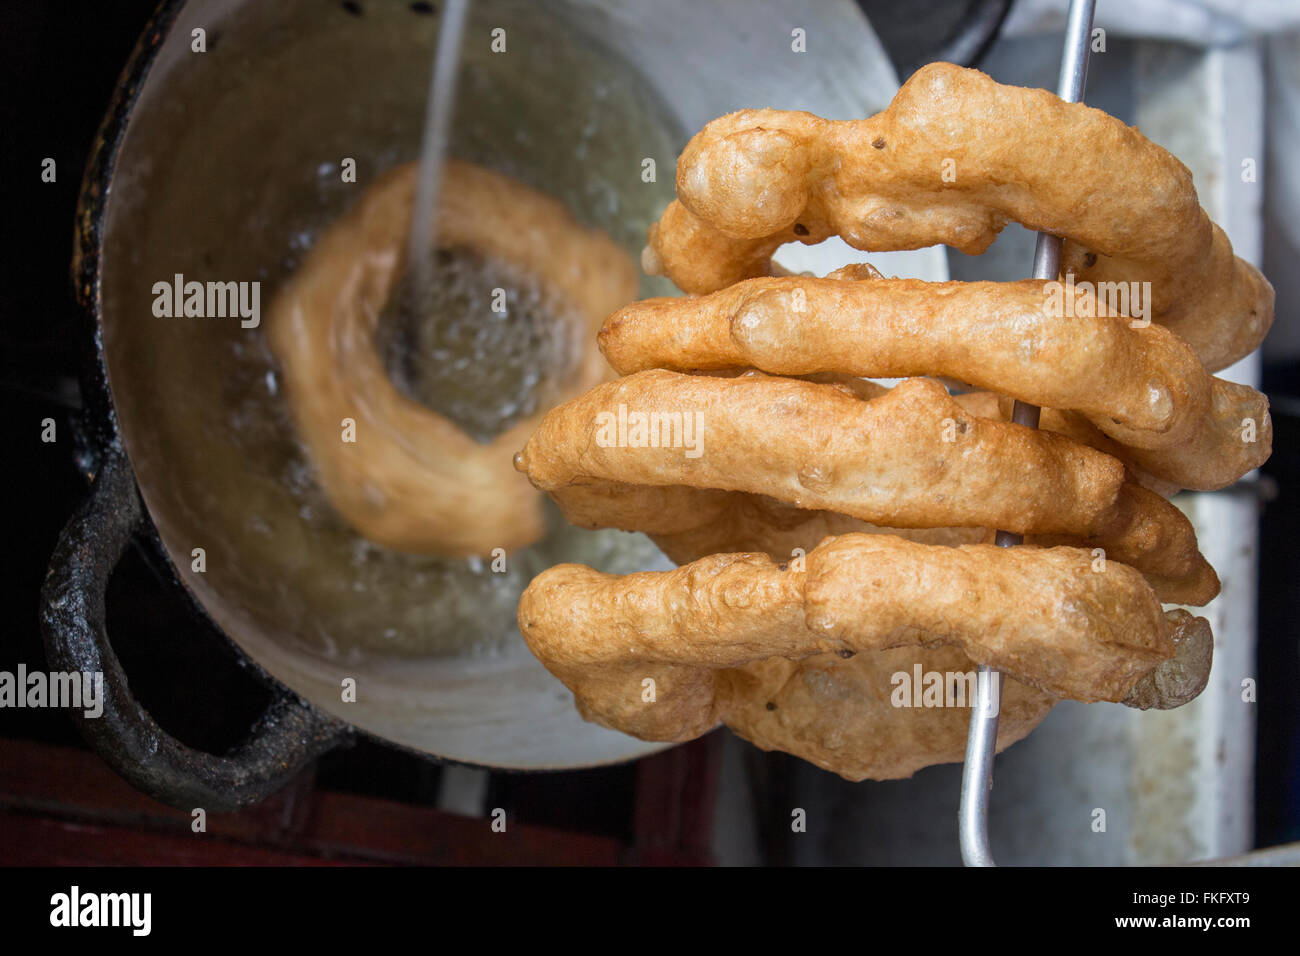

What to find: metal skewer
left=958, top=0, right=1097, bottom=868
left=406, top=0, right=472, bottom=295
left=380, top=0, right=470, bottom=380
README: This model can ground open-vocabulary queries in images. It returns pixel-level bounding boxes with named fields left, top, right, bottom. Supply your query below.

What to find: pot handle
left=919, top=0, right=1013, bottom=72
left=40, top=450, right=350, bottom=812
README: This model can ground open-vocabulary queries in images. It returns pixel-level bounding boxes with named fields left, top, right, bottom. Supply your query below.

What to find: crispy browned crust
left=519, top=371, right=1122, bottom=533
left=644, top=63, right=1273, bottom=373
left=720, top=648, right=1055, bottom=781
left=510, top=63, right=1248, bottom=778
left=267, top=161, right=637, bottom=556
left=599, top=276, right=1271, bottom=489
left=515, top=370, right=1219, bottom=605
left=517, top=534, right=1210, bottom=780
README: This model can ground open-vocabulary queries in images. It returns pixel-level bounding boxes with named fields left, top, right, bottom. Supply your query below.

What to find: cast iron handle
left=857, top=0, right=1014, bottom=78
left=40, top=449, right=350, bottom=812
left=918, top=0, right=1014, bottom=74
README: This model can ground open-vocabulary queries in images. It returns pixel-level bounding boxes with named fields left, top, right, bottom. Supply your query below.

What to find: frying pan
left=41, top=0, right=951, bottom=811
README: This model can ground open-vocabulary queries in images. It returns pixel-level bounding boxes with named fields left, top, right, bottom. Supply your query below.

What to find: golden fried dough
left=268, top=161, right=637, bottom=556
left=721, top=647, right=1054, bottom=781
left=511, top=62, right=1253, bottom=780
left=1057, top=383, right=1271, bottom=493
left=727, top=599, right=1210, bottom=779
left=519, top=371, right=1122, bottom=533
left=646, top=490, right=1215, bottom=608
left=599, top=276, right=1270, bottom=488
left=515, top=370, right=1218, bottom=604
left=644, top=63, right=1272, bottom=372
left=964, top=392, right=1181, bottom=497
left=517, top=535, right=1212, bottom=779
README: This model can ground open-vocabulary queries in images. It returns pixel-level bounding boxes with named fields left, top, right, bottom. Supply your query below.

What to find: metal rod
left=406, top=0, right=471, bottom=293
left=958, top=0, right=1097, bottom=868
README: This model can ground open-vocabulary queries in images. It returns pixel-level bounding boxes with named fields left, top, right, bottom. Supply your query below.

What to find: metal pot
left=42, top=0, right=950, bottom=811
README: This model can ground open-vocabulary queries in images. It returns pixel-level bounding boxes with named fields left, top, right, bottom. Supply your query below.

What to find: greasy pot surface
left=97, top=0, right=944, bottom=767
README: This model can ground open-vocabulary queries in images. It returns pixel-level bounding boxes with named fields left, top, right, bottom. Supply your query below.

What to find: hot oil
left=380, top=247, right=586, bottom=444
left=206, top=1, right=681, bottom=661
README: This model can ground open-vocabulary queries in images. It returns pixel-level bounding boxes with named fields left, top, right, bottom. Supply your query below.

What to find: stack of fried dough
left=513, top=63, right=1274, bottom=780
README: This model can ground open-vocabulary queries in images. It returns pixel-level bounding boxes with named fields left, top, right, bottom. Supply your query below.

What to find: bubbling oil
left=380, top=246, right=586, bottom=444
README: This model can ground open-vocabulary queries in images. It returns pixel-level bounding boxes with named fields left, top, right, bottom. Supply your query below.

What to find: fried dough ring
left=644, top=63, right=1273, bottom=372
left=722, top=647, right=1055, bottom=781
left=517, top=535, right=1213, bottom=780
left=958, top=375, right=1268, bottom=495
left=946, top=390, right=1177, bottom=497
left=637, top=487, right=1216, bottom=608
left=599, top=276, right=1272, bottom=489
left=515, top=370, right=1219, bottom=604
left=267, top=161, right=637, bottom=556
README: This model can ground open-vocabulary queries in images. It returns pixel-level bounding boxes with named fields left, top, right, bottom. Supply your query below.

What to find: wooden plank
left=0, top=738, right=309, bottom=842
left=0, top=813, right=359, bottom=866
left=631, top=734, right=719, bottom=865
left=0, top=738, right=624, bottom=865
left=299, top=791, right=622, bottom=866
